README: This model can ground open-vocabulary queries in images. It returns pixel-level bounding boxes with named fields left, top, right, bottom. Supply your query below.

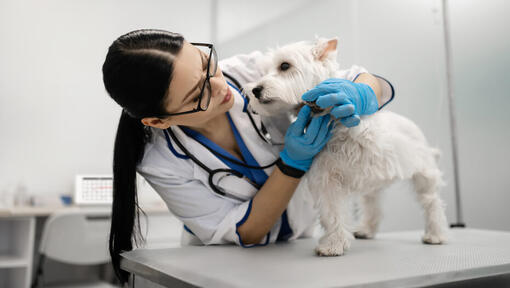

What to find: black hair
left=101, top=29, right=184, bottom=285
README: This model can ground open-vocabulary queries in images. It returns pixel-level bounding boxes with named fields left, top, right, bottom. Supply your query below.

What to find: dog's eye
left=280, top=62, right=291, bottom=71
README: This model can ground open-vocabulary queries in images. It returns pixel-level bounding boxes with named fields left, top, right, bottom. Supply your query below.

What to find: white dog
left=243, top=38, right=449, bottom=256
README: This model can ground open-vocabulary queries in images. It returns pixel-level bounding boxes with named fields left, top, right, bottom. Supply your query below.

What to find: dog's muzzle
left=251, top=85, right=273, bottom=104
left=252, top=86, right=263, bottom=99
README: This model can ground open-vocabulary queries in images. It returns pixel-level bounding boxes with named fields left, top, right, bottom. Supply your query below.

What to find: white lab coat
left=136, top=50, right=394, bottom=247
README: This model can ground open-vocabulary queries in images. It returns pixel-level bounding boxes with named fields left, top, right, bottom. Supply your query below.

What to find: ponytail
left=102, top=29, right=184, bottom=286
left=109, top=110, right=149, bottom=284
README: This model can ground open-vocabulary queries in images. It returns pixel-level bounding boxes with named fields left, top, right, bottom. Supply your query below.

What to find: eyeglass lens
left=200, top=80, right=211, bottom=110
left=196, top=46, right=217, bottom=78
left=196, top=46, right=217, bottom=111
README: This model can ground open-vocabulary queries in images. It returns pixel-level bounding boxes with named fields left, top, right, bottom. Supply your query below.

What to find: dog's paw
left=422, top=233, right=448, bottom=245
left=354, top=229, right=375, bottom=239
left=315, top=233, right=351, bottom=256
left=315, top=242, right=346, bottom=256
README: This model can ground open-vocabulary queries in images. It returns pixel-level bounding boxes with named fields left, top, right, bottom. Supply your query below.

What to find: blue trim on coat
left=180, top=112, right=268, bottom=187
left=225, top=112, right=268, bottom=186
left=276, top=210, right=293, bottom=242
left=353, top=72, right=362, bottom=82
left=371, top=73, right=395, bottom=110
left=235, top=198, right=270, bottom=247
left=183, top=224, right=195, bottom=235
left=163, top=129, right=190, bottom=159
left=353, top=73, right=395, bottom=111
left=227, top=81, right=249, bottom=112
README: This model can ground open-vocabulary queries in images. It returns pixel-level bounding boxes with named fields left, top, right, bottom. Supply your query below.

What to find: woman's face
left=141, top=40, right=234, bottom=129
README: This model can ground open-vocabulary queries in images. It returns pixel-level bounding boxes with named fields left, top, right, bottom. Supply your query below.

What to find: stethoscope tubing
left=167, top=128, right=269, bottom=196
left=223, top=72, right=284, bottom=146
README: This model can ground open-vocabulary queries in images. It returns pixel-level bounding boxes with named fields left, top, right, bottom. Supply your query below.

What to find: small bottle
left=1, top=182, right=15, bottom=207
left=14, top=182, right=29, bottom=206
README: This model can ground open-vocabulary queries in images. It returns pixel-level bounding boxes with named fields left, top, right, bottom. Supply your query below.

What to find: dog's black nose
left=252, top=86, right=263, bottom=99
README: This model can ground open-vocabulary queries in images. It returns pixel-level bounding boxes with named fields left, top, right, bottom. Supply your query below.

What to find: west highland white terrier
left=243, top=37, right=449, bottom=256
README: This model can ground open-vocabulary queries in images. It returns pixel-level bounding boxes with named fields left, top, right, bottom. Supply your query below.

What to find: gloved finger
left=340, top=115, right=360, bottom=128
left=316, top=93, right=350, bottom=108
left=312, top=126, right=334, bottom=153
left=312, top=114, right=332, bottom=146
left=302, top=114, right=326, bottom=144
left=330, top=104, right=355, bottom=119
left=301, top=86, right=338, bottom=102
left=289, top=105, right=311, bottom=136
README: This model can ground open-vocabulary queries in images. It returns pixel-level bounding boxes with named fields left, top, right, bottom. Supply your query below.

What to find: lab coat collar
left=226, top=82, right=278, bottom=177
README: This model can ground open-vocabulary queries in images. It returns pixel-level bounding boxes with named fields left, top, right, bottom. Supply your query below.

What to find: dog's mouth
left=259, top=98, right=274, bottom=104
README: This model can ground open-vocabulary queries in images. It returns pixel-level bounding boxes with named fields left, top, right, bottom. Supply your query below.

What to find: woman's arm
left=237, top=167, right=301, bottom=244
left=354, top=73, right=383, bottom=108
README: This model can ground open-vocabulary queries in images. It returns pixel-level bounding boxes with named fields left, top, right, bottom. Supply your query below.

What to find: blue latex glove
left=279, top=105, right=334, bottom=172
left=302, top=78, right=379, bottom=127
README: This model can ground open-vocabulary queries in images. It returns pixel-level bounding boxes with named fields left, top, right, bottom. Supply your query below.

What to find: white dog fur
left=243, top=37, right=449, bottom=256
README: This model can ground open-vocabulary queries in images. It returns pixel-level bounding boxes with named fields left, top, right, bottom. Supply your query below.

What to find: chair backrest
left=39, top=207, right=112, bottom=265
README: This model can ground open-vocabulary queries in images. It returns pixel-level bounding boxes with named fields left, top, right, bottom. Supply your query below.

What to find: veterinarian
left=102, top=29, right=394, bottom=284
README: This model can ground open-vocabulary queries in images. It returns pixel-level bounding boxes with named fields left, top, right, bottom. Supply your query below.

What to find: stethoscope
left=164, top=72, right=281, bottom=198
left=223, top=72, right=283, bottom=147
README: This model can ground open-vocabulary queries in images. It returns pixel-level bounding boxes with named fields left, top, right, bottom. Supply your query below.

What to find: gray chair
left=31, top=208, right=118, bottom=288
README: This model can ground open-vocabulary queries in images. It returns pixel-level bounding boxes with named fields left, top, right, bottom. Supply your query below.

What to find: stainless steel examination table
left=120, top=229, right=510, bottom=287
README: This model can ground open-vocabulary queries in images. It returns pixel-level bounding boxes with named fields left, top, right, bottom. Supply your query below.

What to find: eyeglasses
left=157, top=42, right=218, bottom=118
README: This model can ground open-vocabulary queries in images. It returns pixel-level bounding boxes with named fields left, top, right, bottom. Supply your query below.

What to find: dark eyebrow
left=182, top=76, right=202, bottom=104
left=181, top=53, right=207, bottom=105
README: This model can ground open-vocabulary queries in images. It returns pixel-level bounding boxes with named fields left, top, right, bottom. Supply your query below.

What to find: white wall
left=447, top=0, right=510, bottom=230
left=0, top=0, right=508, bottom=231
left=0, top=0, right=212, bottom=205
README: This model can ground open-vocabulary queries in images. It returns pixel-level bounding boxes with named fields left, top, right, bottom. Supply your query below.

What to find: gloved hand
left=302, top=78, right=378, bottom=127
left=279, top=105, right=334, bottom=172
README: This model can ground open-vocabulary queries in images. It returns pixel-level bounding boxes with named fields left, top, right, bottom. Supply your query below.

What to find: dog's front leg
left=315, top=187, right=353, bottom=256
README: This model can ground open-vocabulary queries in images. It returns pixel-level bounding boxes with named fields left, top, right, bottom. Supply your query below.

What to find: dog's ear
left=312, top=37, right=338, bottom=61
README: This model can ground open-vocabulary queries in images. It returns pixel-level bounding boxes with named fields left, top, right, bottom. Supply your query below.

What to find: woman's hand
left=302, top=78, right=379, bottom=127
left=279, top=105, right=334, bottom=172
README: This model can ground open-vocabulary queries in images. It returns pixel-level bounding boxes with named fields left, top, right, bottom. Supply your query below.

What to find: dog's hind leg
left=354, top=191, right=382, bottom=239
left=314, top=184, right=353, bottom=256
left=412, top=170, right=449, bottom=244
